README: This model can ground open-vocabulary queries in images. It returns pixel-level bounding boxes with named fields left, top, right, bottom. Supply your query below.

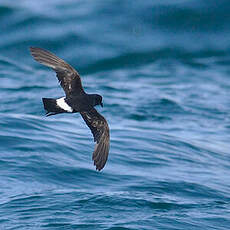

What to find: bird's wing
left=80, top=108, right=110, bottom=171
left=30, top=47, right=84, bottom=96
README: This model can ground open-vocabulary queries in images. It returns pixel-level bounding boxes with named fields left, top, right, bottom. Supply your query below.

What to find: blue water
left=1, top=0, right=230, bottom=229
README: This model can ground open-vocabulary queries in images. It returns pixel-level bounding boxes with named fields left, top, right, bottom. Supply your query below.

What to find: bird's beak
left=100, top=102, right=103, bottom=107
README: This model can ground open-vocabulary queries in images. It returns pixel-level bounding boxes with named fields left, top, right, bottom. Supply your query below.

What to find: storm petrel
left=30, top=47, right=110, bottom=171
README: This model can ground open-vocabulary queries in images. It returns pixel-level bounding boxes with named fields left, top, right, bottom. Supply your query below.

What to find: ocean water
left=0, top=0, right=230, bottom=229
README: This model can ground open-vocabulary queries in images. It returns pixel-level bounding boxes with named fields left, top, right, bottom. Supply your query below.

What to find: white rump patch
left=56, top=97, right=73, bottom=112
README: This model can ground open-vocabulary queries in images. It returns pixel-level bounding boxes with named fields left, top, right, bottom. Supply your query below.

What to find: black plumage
left=30, top=47, right=110, bottom=171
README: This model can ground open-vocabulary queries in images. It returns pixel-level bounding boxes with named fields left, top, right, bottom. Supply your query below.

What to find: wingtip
left=30, top=47, right=47, bottom=55
left=96, top=166, right=103, bottom=171
left=94, top=160, right=106, bottom=171
left=92, top=159, right=103, bottom=171
left=30, top=46, right=44, bottom=54
left=29, top=47, right=39, bottom=57
left=29, top=46, right=37, bottom=52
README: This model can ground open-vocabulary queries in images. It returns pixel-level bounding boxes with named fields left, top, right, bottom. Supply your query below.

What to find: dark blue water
left=1, top=0, right=230, bottom=229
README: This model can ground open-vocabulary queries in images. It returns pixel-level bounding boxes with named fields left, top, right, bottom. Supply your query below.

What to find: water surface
left=0, top=0, right=230, bottom=229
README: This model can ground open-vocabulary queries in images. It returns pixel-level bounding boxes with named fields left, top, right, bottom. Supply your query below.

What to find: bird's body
left=30, top=47, right=110, bottom=171
left=43, top=93, right=101, bottom=116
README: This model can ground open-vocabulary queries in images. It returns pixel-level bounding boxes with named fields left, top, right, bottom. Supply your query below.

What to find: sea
left=0, top=0, right=230, bottom=229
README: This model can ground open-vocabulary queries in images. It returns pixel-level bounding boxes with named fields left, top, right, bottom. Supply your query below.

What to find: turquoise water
left=1, top=0, right=230, bottom=229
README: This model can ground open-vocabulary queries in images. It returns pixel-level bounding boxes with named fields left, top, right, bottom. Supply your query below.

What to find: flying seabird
left=30, top=47, right=110, bottom=171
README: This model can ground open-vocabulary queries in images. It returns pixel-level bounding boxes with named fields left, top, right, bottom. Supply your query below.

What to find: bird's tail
left=42, top=98, right=65, bottom=116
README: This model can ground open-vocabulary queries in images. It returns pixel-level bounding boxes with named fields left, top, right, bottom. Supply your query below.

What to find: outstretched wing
left=30, top=47, right=84, bottom=96
left=80, top=108, right=110, bottom=171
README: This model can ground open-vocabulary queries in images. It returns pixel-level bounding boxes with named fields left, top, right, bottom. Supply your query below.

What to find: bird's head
left=94, top=94, right=103, bottom=107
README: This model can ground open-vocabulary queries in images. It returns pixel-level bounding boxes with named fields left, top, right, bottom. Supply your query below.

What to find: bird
left=30, top=47, right=110, bottom=171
